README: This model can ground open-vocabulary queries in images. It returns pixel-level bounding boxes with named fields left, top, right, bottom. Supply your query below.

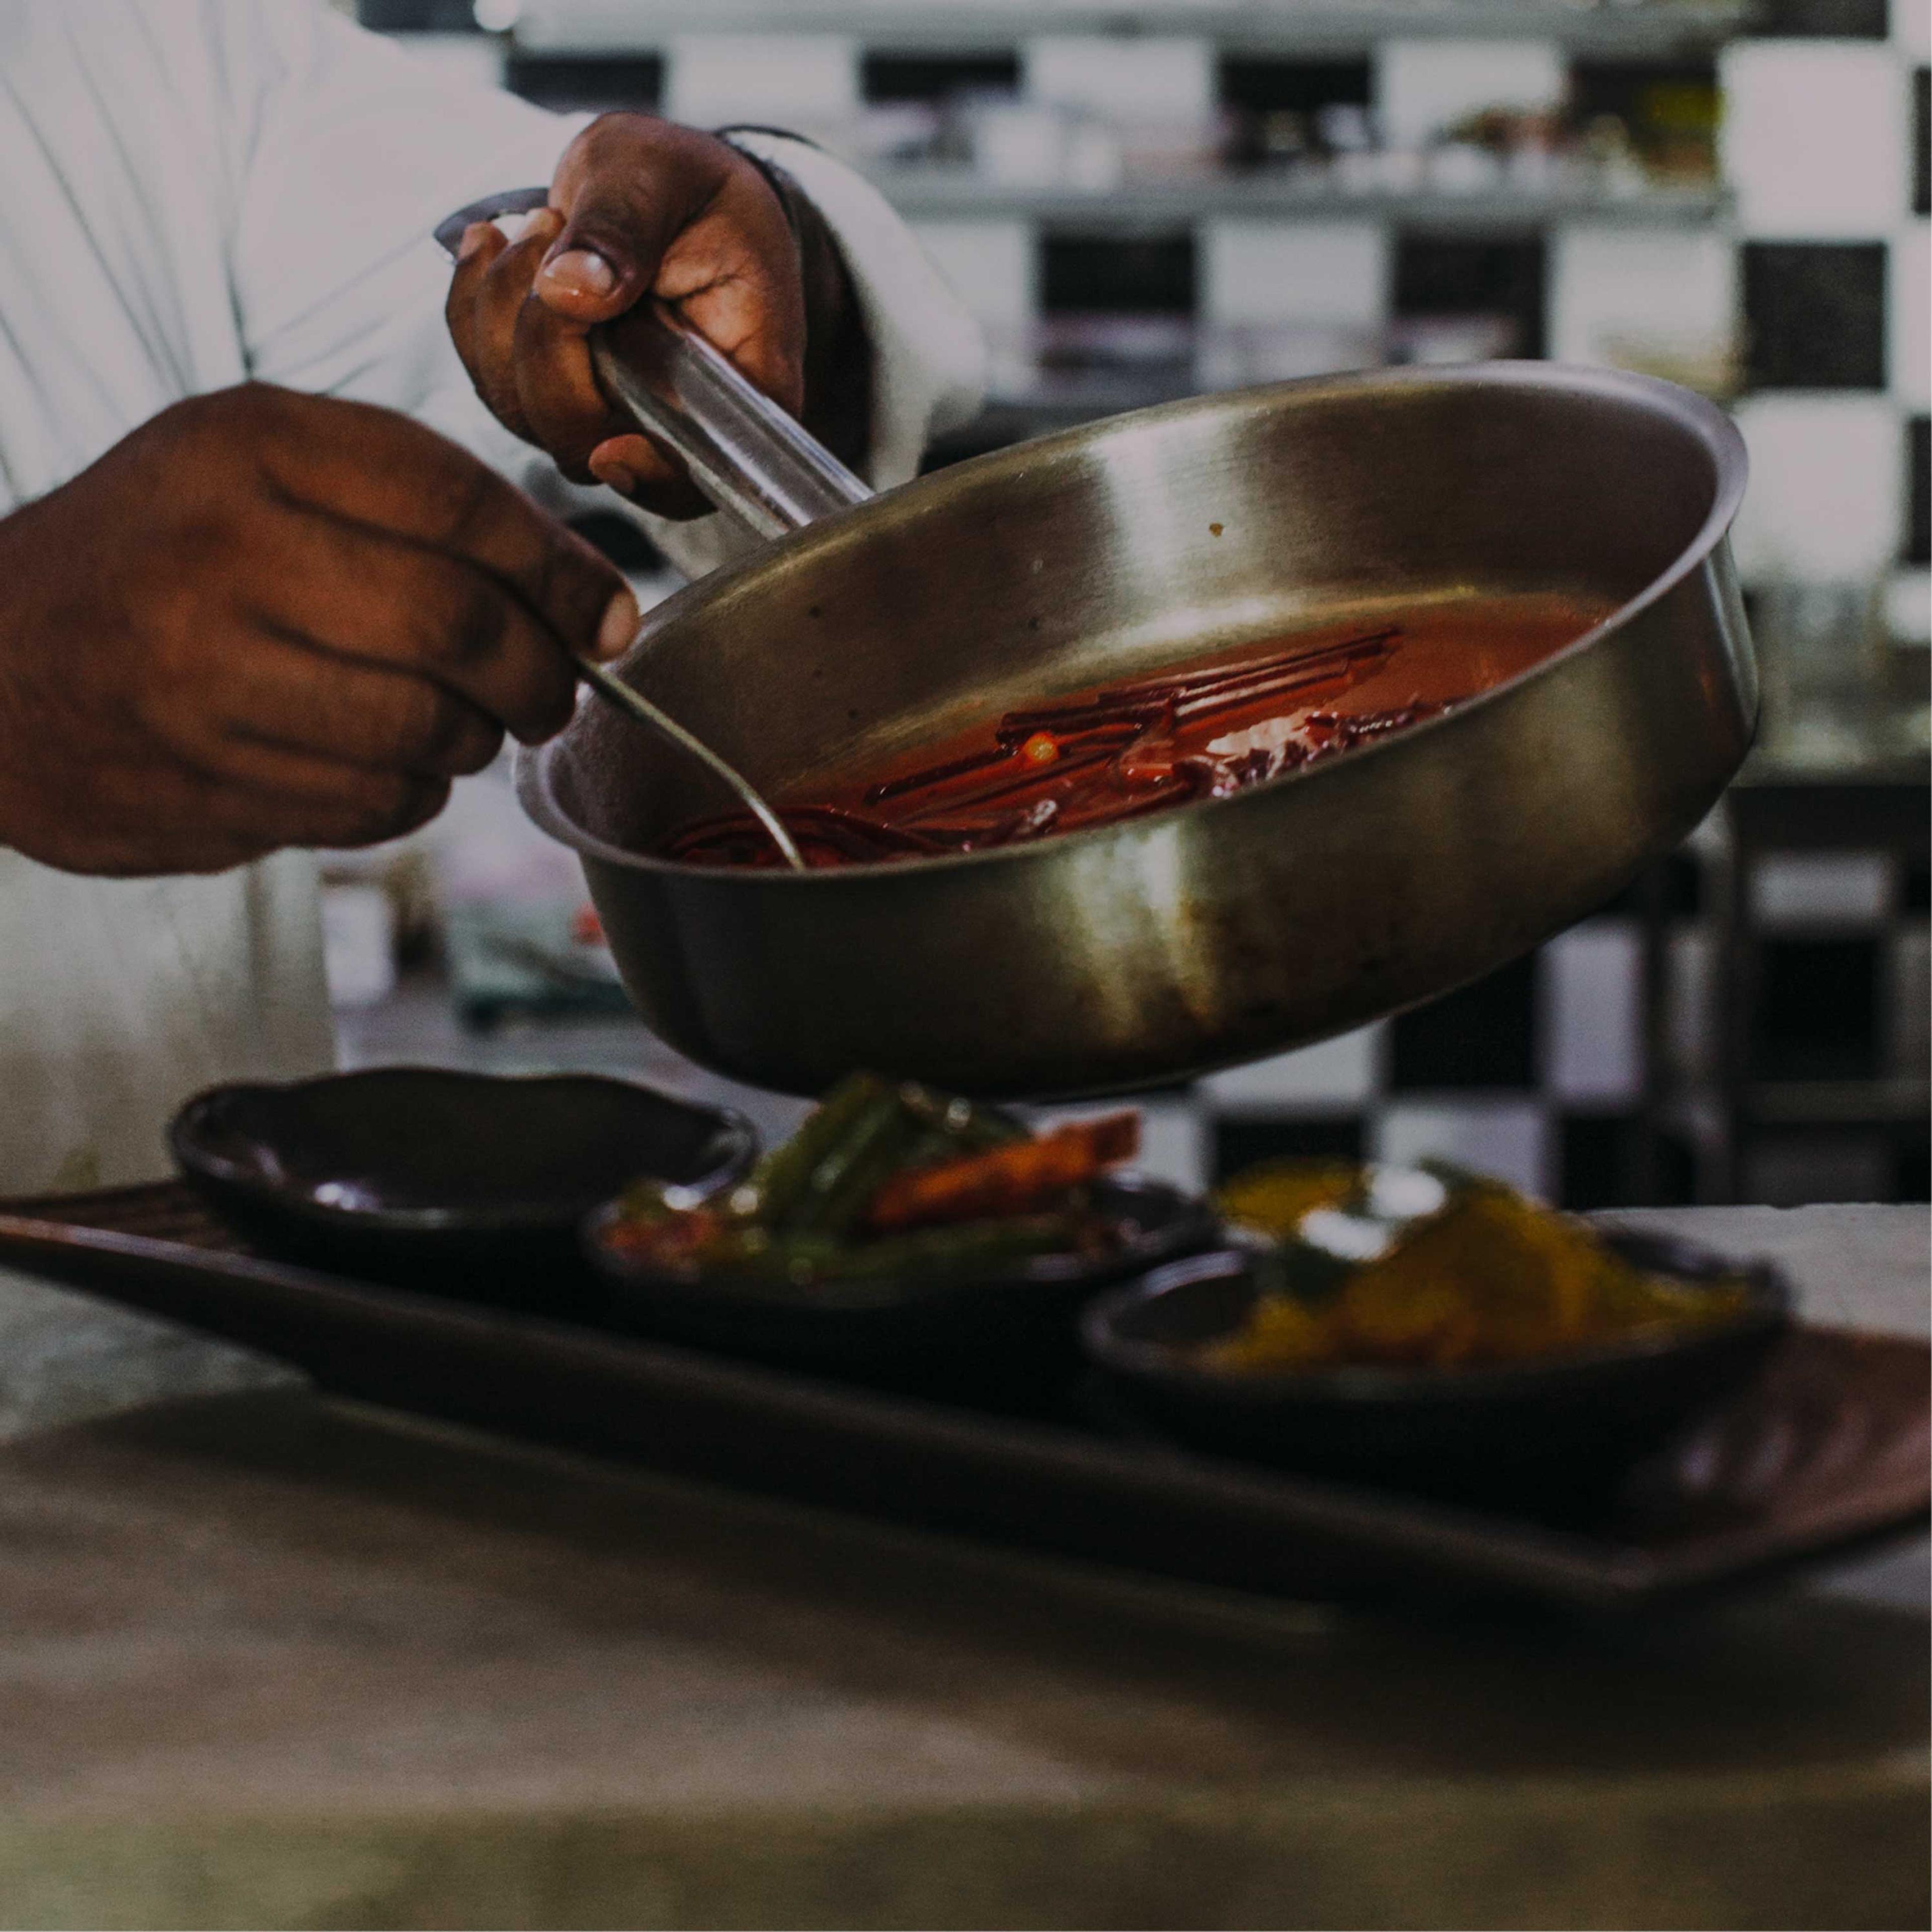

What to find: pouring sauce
left=660, top=591, right=1614, bottom=869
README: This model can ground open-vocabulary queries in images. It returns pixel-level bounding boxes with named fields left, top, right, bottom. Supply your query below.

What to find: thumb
left=533, top=185, right=680, bottom=325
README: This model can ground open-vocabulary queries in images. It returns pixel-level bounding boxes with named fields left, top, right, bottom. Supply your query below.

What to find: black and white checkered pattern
left=361, top=1, right=1929, bottom=1206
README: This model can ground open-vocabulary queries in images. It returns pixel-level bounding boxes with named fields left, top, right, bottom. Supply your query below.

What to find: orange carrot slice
left=864, top=1112, right=1140, bottom=1233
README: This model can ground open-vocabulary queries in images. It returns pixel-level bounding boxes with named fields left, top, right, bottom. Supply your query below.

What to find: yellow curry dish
left=1206, top=1161, right=1753, bottom=1375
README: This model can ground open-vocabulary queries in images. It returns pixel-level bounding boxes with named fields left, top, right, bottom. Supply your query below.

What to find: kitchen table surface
left=0, top=1202, right=1923, bottom=1931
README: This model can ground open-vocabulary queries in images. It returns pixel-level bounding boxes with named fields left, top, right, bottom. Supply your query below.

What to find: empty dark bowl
left=171, top=1068, right=755, bottom=1301
left=583, top=1174, right=1219, bottom=1405
left=1080, top=1230, right=1793, bottom=1511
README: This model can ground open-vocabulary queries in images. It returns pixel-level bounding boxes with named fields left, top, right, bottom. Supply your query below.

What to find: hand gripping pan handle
left=435, top=187, right=873, bottom=541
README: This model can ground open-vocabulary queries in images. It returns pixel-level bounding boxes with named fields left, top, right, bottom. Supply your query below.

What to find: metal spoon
left=433, top=190, right=810, bottom=873
left=577, top=658, right=805, bottom=872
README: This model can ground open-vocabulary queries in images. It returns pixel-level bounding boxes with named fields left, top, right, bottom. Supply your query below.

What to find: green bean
left=633, top=1071, right=1092, bottom=1298
left=742, top=1072, right=892, bottom=1229
left=787, top=1088, right=925, bottom=1238
left=891, top=1124, right=960, bottom=1176
left=707, top=1216, right=1073, bottom=1292
left=818, top=1214, right=1080, bottom=1280
left=897, top=1082, right=1025, bottom=1152
left=736, top=1078, right=1023, bottom=1235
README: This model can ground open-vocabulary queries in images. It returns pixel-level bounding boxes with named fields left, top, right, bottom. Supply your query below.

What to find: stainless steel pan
left=518, top=320, right=1753, bottom=1100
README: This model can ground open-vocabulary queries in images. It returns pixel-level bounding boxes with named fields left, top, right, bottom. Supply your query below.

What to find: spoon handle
left=592, top=304, right=872, bottom=541
left=577, top=660, right=807, bottom=873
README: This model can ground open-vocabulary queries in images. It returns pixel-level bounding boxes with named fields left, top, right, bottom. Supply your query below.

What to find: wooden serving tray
left=0, top=1183, right=1924, bottom=1613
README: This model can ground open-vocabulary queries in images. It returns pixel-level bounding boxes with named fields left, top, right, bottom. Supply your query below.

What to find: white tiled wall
left=1122, top=1097, right=1211, bottom=1195
left=1199, top=1025, right=1383, bottom=1112
left=1752, top=852, right=1895, bottom=925
left=1892, top=221, right=1930, bottom=408
left=1731, top=394, right=1906, bottom=582
left=908, top=219, right=1036, bottom=329
left=1542, top=923, right=1644, bottom=1107
left=665, top=34, right=859, bottom=126
left=1023, top=36, right=1214, bottom=121
left=1202, top=220, right=1387, bottom=329
left=1377, top=1099, right=1550, bottom=1198
left=1548, top=228, right=1734, bottom=370
left=1722, top=41, right=1912, bottom=238
left=1887, top=568, right=1931, bottom=640
left=1900, top=0, right=1932, bottom=60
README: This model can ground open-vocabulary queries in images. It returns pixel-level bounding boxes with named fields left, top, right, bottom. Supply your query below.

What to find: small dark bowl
left=1080, top=1230, right=1793, bottom=1511
left=583, top=1174, right=1219, bottom=1406
left=170, top=1068, right=755, bottom=1301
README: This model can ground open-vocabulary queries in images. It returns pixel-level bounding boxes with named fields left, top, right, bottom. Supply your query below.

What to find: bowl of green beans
left=583, top=1073, right=1217, bottom=1400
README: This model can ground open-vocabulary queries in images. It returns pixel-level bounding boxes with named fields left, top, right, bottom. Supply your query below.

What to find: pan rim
left=521, top=360, right=1747, bottom=885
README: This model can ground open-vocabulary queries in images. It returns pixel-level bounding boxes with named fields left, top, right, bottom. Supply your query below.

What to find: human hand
left=0, top=383, right=636, bottom=876
left=446, top=114, right=865, bottom=518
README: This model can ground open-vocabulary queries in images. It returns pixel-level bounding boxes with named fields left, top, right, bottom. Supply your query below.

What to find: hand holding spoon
left=434, top=190, right=851, bottom=874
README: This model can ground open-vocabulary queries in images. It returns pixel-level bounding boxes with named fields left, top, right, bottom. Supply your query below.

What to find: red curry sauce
left=660, top=592, right=1613, bottom=869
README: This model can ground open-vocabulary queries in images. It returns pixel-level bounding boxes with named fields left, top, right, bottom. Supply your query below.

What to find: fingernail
left=590, top=453, right=640, bottom=498
left=456, top=221, right=492, bottom=263
left=542, top=248, right=618, bottom=298
left=596, top=586, right=641, bottom=662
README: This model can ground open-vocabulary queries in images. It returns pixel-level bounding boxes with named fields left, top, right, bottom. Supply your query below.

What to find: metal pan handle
left=435, top=188, right=873, bottom=542
left=590, top=303, right=873, bottom=540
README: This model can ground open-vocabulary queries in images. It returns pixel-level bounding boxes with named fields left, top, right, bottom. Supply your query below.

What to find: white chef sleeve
left=218, top=0, right=984, bottom=576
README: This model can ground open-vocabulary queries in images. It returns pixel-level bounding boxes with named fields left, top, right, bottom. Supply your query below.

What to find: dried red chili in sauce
left=659, top=596, right=1607, bottom=869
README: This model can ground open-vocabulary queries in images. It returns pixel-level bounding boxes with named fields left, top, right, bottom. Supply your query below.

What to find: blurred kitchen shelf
left=511, top=1, right=1754, bottom=56
left=867, top=168, right=1727, bottom=229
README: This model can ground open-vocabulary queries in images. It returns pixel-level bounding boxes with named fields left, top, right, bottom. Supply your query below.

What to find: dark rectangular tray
left=0, top=1183, right=1924, bottom=1613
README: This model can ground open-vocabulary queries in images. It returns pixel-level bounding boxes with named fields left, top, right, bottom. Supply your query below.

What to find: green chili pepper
left=817, top=1214, right=1079, bottom=1280
left=617, top=1072, right=1098, bottom=1298
left=744, top=1072, right=892, bottom=1230
left=898, top=1082, right=1024, bottom=1152
left=710, top=1216, right=1074, bottom=1293
left=787, top=1087, right=925, bottom=1238
left=890, top=1124, right=961, bottom=1177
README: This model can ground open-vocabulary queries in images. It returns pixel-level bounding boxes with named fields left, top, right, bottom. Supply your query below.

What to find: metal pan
left=518, top=314, right=1752, bottom=1100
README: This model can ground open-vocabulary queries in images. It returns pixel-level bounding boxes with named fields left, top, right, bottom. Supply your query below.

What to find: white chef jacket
left=0, top=0, right=984, bottom=1195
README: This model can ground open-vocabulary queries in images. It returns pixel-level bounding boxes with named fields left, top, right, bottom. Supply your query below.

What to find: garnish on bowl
left=600, top=1073, right=1142, bottom=1289
left=1207, top=1160, right=1753, bottom=1374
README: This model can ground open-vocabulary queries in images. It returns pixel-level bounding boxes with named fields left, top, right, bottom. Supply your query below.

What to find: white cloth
left=0, top=0, right=984, bottom=1195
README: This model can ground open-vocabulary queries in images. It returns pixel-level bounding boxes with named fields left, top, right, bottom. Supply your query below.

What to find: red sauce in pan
left=660, top=592, right=1614, bottom=869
